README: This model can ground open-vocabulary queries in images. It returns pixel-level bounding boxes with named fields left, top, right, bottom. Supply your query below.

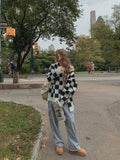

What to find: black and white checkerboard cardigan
left=47, top=62, right=77, bottom=112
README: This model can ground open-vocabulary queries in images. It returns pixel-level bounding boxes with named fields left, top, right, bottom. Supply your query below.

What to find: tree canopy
left=91, top=4, right=120, bottom=67
left=2, top=0, right=82, bottom=71
left=75, top=37, right=104, bottom=67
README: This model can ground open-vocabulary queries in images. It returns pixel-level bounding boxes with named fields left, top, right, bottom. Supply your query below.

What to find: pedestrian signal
left=6, top=27, right=15, bottom=37
left=34, top=42, right=38, bottom=49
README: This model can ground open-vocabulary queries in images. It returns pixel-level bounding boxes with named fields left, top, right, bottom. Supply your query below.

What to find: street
left=0, top=73, right=120, bottom=160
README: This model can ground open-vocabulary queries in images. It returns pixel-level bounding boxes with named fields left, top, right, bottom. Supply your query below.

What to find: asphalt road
left=0, top=73, right=120, bottom=160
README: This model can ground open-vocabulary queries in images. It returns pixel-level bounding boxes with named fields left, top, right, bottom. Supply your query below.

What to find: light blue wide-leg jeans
left=48, top=101, right=80, bottom=151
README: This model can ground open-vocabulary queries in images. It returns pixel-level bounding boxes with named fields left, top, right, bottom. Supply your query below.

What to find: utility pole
left=30, top=25, right=34, bottom=74
left=0, top=0, right=3, bottom=82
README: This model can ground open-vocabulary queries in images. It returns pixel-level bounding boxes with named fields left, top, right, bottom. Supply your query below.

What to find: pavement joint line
left=0, top=82, right=43, bottom=89
left=0, top=100, right=45, bottom=160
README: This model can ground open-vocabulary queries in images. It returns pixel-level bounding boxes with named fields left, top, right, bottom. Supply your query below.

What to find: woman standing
left=47, top=49, right=86, bottom=156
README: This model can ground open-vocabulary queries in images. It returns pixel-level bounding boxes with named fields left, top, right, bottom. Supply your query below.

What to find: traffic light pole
left=30, top=25, right=34, bottom=74
left=0, top=0, right=3, bottom=82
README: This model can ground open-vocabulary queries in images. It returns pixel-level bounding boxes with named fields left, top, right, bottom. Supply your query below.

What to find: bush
left=21, top=64, right=31, bottom=74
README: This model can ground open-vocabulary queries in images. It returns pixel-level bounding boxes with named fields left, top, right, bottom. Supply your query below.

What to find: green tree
left=34, top=50, right=55, bottom=73
left=67, top=49, right=77, bottom=66
left=111, top=5, right=120, bottom=40
left=75, top=37, right=104, bottom=70
left=22, top=50, right=55, bottom=74
left=91, top=5, right=120, bottom=68
left=2, top=0, right=82, bottom=71
left=1, top=40, right=17, bottom=73
left=110, top=5, right=120, bottom=67
left=91, top=17, right=115, bottom=65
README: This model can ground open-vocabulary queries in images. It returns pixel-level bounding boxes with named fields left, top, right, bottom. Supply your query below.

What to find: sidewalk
left=0, top=74, right=46, bottom=89
left=1, top=72, right=120, bottom=89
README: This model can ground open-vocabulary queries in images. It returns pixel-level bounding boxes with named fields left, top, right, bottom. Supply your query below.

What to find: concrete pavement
left=0, top=74, right=46, bottom=89
left=1, top=72, right=120, bottom=89
left=0, top=73, right=120, bottom=160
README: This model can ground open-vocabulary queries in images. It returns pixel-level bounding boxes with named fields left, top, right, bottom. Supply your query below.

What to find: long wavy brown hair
left=55, top=49, right=71, bottom=81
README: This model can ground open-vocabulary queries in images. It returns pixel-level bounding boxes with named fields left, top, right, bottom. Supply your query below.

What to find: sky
left=38, top=0, right=120, bottom=51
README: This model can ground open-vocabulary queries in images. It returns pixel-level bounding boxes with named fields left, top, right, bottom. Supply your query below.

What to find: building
left=75, top=34, right=90, bottom=49
left=76, top=34, right=90, bottom=43
left=79, top=34, right=90, bottom=39
left=90, top=10, right=96, bottom=37
left=90, top=10, right=96, bottom=28
left=48, top=44, right=55, bottom=51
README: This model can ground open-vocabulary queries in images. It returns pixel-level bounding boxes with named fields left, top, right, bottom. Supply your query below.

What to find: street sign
left=0, top=21, right=8, bottom=27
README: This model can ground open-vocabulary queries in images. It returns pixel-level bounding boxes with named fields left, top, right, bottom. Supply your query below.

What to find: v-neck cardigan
left=47, top=62, right=77, bottom=112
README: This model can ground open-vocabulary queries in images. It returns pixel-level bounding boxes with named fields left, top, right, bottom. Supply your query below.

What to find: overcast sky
left=38, top=0, right=120, bottom=51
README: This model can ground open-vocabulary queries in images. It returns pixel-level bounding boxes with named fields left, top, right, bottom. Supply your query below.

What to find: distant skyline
left=38, top=0, right=120, bottom=51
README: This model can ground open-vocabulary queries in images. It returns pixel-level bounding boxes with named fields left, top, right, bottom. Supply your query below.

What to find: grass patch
left=0, top=101, right=42, bottom=160
left=76, top=71, right=105, bottom=74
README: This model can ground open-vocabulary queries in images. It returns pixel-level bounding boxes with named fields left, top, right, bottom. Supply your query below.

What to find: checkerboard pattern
left=47, top=62, right=77, bottom=110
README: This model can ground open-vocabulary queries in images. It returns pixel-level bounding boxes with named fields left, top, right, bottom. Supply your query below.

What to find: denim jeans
left=48, top=101, right=80, bottom=151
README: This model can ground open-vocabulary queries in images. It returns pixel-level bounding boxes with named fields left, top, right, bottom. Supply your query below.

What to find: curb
left=31, top=120, right=45, bottom=160
left=30, top=104, right=45, bottom=160
left=1, top=100, right=45, bottom=160
left=0, top=83, right=43, bottom=89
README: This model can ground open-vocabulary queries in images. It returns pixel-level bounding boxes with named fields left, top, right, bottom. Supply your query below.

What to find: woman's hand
left=59, top=66, right=65, bottom=72
left=69, top=65, right=74, bottom=71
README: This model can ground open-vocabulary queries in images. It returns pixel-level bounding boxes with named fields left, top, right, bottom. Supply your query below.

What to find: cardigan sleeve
left=63, top=71, right=77, bottom=94
left=58, top=71, right=77, bottom=106
left=47, top=63, right=62, bottom=82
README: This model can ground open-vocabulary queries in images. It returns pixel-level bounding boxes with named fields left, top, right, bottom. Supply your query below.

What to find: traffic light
left=34, top=42, right=38, bottom=49
left=35, top=51, right=39, bottom=55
